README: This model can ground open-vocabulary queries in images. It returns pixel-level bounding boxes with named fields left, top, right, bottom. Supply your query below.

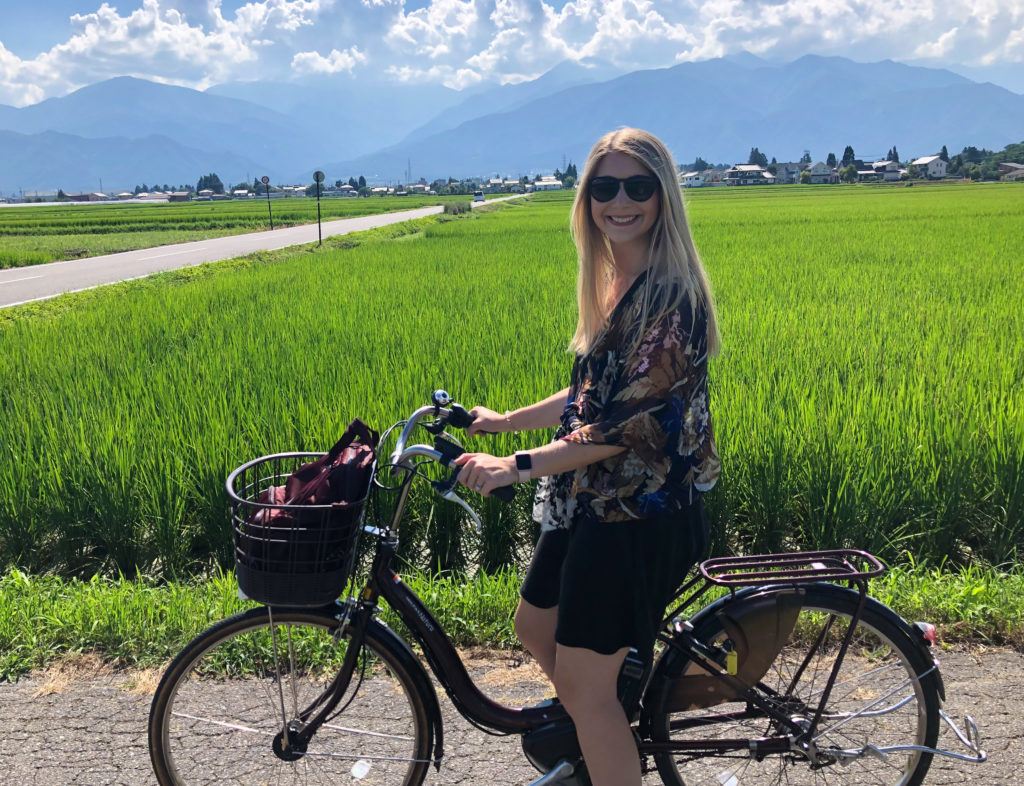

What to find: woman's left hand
left=452, top=453, right=518, bottom=496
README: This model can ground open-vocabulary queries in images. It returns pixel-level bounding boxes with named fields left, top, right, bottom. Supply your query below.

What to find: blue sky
left=1, top=0, right=1021, bottom=106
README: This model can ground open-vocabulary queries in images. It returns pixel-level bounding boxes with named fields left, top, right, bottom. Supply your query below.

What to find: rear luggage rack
left=700, top=549, right=887, bottom=587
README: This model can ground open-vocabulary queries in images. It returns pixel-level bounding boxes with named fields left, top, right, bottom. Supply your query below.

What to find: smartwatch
left=514, top=451, right=533, bottom=483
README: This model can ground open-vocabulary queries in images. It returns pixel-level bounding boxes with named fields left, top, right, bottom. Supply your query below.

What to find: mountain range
left=1, top=54, right=1021, bottom=193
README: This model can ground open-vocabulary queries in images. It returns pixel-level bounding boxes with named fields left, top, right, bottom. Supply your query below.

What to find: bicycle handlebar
left=388, top=390, right=517, bottom=505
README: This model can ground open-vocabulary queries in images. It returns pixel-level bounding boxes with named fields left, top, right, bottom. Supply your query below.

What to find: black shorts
left=519, top=499, right=709, bottom=661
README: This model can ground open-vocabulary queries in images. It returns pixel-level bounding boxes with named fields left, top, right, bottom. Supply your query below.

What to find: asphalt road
left=0, top=647, right=1013, bottom=785
left=0, top=195, right=524, bottom=309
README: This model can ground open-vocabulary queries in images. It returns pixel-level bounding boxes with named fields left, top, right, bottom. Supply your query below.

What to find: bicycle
left=148, top=389, right=987, bottom=785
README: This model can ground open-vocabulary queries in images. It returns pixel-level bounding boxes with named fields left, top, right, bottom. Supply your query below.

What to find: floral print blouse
left=532, top=268, right=720, bottom=531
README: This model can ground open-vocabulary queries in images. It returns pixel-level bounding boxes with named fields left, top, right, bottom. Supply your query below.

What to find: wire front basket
left=227, top=452, right=374, bottom=607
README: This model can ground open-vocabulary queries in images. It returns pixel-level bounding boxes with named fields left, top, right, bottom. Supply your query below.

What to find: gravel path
left=0, top=647, right=1015, bottom=785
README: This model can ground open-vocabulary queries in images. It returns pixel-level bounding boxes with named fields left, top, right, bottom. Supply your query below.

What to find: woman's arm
left=452, top=437, right=625, bottom=497
left=466, top=386, right=570, bottom=436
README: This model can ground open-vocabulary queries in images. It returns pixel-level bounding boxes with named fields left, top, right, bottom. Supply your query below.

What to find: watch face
left=515, top=452, right=532, bottom=471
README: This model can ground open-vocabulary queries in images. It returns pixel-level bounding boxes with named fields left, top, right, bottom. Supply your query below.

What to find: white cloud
left=386, top=0, right=480, bottom=54
left=385, top=63, right=486, bottom=89
left=915, top=27, right=960, bottom=58
left=292, top=45, right=367, bottom=73
left=2, top=0, right=1024, bottom=106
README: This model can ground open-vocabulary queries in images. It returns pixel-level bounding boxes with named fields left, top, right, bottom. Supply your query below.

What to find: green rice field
left=0, top=193, right=486, bottom=268
left=0, top=183, right=1021, bottom=579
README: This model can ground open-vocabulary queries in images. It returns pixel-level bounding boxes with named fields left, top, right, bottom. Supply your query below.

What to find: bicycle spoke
left=152, top=610, right=430, bottom=785
left=651, top=591, right=936, bottom=786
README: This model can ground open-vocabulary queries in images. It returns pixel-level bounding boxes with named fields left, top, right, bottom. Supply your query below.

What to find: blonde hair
left=569, top=127, right=720, bottom=359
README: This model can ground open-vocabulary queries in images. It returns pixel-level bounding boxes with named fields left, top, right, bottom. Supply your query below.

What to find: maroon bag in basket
left=252, top=419, right=378, bottom=528
left=283, top=419, right=378, bottom=507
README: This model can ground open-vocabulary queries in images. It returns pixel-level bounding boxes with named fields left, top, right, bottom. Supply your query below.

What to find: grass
left=0, top=184, right=1021, bottom=579
left=1, top=562, right=1020, bottom=681
left=0, top=194, right=482, bottom=268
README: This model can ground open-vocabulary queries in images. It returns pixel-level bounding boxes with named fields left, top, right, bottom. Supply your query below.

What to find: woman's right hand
left=466, top=406, right=509, bottom=437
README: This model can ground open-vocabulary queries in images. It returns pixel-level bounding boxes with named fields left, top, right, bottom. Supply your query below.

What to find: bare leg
left=514, top=598, right=558, bottom=681
left=554, top=644, right=640, bottom=786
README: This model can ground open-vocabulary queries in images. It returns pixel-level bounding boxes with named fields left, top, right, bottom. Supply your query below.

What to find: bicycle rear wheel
left=149, top=606, right=432, bottom=785
left=648, top=584, right=941, bottom=786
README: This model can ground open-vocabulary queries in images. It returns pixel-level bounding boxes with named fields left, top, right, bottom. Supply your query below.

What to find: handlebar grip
left=448, top=404, right=477, bottom=430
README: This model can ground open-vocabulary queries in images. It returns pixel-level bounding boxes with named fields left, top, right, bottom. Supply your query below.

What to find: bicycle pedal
left=526, top=759, right=575, bottom=785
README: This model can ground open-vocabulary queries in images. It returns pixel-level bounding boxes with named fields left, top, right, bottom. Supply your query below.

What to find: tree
left=799, top=170, right=811, bottom=184
left=767, top=157, right=778, bottom=175
left=799, top=150, right=812, bottom=164
left=196, top=173, right=224, bottom=194
left=348, top=177, right=358, bottom=189
left=939, top=145, right=949, bottom=162
left=887, top=146, right=900, bottom=164
left=692, top=156, right=709, bottom=172
left=358, top=175, right=366, bottom=189
left=841, top=146, right=856, bottom=167
left=748, top=147, right=769, bottom=167
left=57, top=188, right=68, bottom=200
left=841, top=164, right=858, bottom=183
left=826, top=152, right=837, bottom=168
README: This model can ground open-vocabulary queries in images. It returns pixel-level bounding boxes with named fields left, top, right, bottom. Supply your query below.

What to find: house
left=679, top=171, right=705, bottom=188
left=725, top=164, right=775, bottom=185
left=871, top=160, right=901, bottom=181
left=773, top=162, right=807, bottom=184
left=168, top=191, right=191, bottom=202
left=485, top=177, right=505, bottom=192
left=116, top=192, right=135, bottom=200
left=807, top=162, right=838, bottom=184
left=911, top=155, right=947, bottom=179
left=999, top=162, right=1024, bottom=181
left=66, top=192, right=110, bottom=202
left=701, top=168, right=728, bottom=186
left=533, top=177, right=563, bottom=191
left=232, top=189, right=252, bottom=198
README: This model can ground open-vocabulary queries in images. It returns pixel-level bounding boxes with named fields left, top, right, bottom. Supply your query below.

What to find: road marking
left=136, top=247, right=208, bottom=261
left=0, top=274, right=44, bottom=285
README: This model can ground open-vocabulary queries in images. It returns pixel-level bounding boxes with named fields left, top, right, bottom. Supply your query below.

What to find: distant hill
left=3, top=55, right=1024, bottom=192
left=0, top=129, right=266, bottom=194
left=392, top=58, right=626, bottom=145
left=0, top=77, right=324, bottom=180
left=316, top=54, right=1024, bottom=180
left=206, top=74, right=465, bottom=162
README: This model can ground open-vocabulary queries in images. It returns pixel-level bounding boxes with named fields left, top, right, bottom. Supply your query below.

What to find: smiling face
left=589, top=151, right=661, bottom=245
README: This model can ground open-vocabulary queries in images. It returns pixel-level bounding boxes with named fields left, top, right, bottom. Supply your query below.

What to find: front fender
left=356, top=609, right=446, bottom=770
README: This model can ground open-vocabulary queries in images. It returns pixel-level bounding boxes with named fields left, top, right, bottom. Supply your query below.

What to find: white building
left=680, top=171, right=705, bottom=188
left=533, top=177, right=563, bottom=191
left=911, top=155, right=948, bottom=179
left=870, top=160, right=902, bottom=181
left=725, top=164, right=775, bottom=185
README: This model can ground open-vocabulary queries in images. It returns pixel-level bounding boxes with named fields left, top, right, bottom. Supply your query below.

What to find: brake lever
left=438, top=488, right=483, bottom=534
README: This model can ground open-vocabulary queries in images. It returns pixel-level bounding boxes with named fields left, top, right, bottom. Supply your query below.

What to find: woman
left=453, top=127, right=720, bottom=786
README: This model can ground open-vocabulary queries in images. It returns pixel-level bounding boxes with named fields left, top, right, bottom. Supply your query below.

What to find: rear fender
left=653, top=586, right=806, bottom=714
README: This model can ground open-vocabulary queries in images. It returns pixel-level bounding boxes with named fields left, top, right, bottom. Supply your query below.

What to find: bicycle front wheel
left=149, top=606, right=433, bottom=785
left=649, top=584, right=941, bottom=786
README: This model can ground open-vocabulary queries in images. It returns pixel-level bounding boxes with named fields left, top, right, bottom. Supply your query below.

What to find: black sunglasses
left=587, top=175, right=659, bottom=203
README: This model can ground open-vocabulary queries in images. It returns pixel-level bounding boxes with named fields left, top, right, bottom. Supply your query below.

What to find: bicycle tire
left=648, top=583, right=941, bottom=786
left=149, top=606, right=433, bottom=786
